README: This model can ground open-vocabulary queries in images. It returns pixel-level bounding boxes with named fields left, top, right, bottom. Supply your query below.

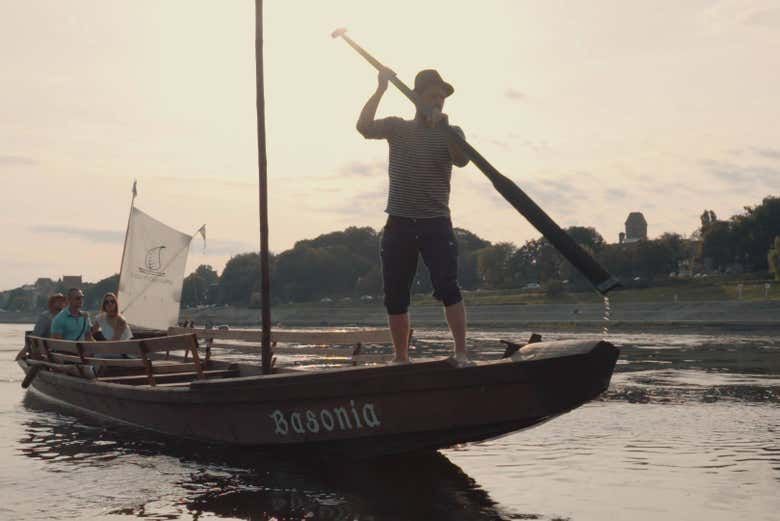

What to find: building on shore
left=619, top=212, right=648, bottom=244
left=61, top=275, right=83, bottom=290
left=35, top=277, right=55, bottom=290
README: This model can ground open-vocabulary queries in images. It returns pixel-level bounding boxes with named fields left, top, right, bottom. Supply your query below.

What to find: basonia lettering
left=270, top=400, right=381, bottom=436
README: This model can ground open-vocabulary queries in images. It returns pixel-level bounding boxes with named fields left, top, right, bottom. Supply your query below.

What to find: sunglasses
left=104, top=299, right=117, bottom=305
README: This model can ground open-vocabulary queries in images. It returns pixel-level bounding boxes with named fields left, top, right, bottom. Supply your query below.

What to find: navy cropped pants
left=380, top=215, right=462, bottom=315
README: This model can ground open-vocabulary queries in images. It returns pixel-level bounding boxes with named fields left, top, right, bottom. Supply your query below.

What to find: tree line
left=182, top=195, right=778, bottom=305
left=699, top=196, right=780, bottom=273
left=3, top=195, right=776, bottom=311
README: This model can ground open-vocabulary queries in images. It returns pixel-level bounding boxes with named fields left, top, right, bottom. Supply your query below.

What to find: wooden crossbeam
left=31, top=334, right=197, bottom=357
left=25, top=358, right=93, bottom=379
left=168, top=327, right=392, bottom=345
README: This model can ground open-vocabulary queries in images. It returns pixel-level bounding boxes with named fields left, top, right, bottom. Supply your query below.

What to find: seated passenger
left=93, top=292, right=132, bottom=341
left=32, top=293, right=66, bottom=337
left=51, top=288, right=93, bottom=341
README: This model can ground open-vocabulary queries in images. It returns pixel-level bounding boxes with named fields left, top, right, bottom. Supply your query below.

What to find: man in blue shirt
left=51, top=288, right=93, bottom=341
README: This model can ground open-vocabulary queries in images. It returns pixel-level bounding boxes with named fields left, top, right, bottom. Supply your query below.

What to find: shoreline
left=5, top=300, right=777, bottom=332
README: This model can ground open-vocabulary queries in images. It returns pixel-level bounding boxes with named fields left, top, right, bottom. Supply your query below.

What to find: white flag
left=118, top=207, right=192, bottom=330
left=197, top=224, right=206, bottom=252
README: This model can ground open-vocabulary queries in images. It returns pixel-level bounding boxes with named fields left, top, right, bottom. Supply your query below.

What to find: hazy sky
left=1, top=0, right=778, bottom=290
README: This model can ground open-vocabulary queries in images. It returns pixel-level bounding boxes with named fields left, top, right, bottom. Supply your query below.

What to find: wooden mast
left=116, top=180, right=137, bottom=303
left=255, top=0, right=272, bottom=374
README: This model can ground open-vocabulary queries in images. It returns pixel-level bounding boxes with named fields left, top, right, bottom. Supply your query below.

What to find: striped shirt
left=362, top=117, right=465, bottom=218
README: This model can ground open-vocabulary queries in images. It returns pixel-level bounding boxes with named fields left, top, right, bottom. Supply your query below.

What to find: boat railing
left=167, top=326, right=403, bottom=365
left=24, top=333, right=207, bottom=386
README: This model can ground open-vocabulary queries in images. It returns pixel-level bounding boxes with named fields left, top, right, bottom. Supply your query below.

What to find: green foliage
left=182, top=265, right=218, bottom=307
left=454, top=228, right=491, bottom=290
left=476, top=243, right=515, bottom=288
left=219, top=253, right=263, bottom=306
left=84, top=274, right=119, bottom=309
left=769, top=236, right=780, bottom=281
left=736, top=196, right=780, bottom=270
left=700, top=209, right=717, bottom=233
left=545, top=279, right=565, bottom=297
left=8, top=196, right=778, bottom=306
left=701, top=221, right=735, bottom=269
left=633, top=239, right=681, bottom=279
left=453, top=228, right=491, bottom=251
left=194, top=265, right=218, bottom=285
left=507, top=227, right=605, bottom=288
left=261, top=226, right=502, bottom=302
left=355, top=266, right=382, bottom=295
left=275, top=244, right=367, bottom=301
left=274, top=227, right=378, bottom=302
left=700, top=196, right=780, bottom=271
left=567, top=226, right=606, bottom=253
left=296, top=226, right=378, bottom=260
left=5, top=288, right=33, bottom=311
left=598, top=234, right=689, bottom=284
left=205, top=226, right=499, bottom=305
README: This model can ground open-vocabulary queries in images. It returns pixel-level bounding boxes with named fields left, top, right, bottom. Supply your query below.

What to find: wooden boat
left=16, top=330, right=618, bottom=458
left=17, top=2, right=622, bottom=459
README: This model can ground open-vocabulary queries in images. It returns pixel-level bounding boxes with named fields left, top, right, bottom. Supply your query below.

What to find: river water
left=0, top=323, right=778, bottom=520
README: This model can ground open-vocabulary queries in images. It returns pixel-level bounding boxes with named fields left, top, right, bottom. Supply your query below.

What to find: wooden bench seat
left=24, top=333, right=204, bottom=386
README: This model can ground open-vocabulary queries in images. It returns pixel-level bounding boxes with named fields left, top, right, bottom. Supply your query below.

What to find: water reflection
left=20, top=394, right=533, bottom=521
left=11, top=328, right=780, bottom=520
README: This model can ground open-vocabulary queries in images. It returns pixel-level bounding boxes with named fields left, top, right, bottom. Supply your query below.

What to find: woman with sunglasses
left=93, top=292, right=133, bottom=341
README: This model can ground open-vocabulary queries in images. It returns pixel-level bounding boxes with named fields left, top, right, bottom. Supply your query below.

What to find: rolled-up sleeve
left=360, top=116, right=402, bottom=140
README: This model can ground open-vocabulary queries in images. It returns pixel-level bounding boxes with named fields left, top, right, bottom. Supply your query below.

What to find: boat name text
left=270, top=400, right=381, bottom=436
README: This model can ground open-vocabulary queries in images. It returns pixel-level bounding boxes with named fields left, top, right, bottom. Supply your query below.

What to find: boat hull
left=20, top=340, right=618, bottom=457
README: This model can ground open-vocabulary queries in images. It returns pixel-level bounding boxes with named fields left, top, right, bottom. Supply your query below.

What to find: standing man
left=51, top=288, right=94, bottom=341
left=32, top=293, right=66, bottom=337
left=357, top=67, right=470, bottom=364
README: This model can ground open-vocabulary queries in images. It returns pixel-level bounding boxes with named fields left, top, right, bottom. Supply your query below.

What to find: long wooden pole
left=255, top=0, right=272, bottom=374
left=116, top=180, right=137, bottom=298
left=333, top=30, right=620, bottom=295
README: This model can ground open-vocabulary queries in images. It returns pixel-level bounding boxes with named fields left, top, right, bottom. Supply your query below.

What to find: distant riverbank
left=183, top=299, right=780, bottom=332
left=4, top=299, right=778, bottom=332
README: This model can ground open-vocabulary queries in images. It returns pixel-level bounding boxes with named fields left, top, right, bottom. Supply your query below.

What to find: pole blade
left=447, top=128, right=620, bottom=293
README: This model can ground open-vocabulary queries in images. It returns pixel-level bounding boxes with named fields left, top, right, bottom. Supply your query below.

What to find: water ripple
left=1, top=324, right=779, bottom=520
